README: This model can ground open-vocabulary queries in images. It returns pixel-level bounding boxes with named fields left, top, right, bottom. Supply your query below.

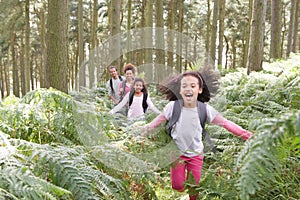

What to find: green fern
left=29, top=144, right=129, bottom=200
left=1, top=167, right=72, bottom=200
left=0, top=136, right=72, bottom=200
left=0, top=89, right=80, bottom=144
left=236, top=111, right=300, bottom=200
left=0, top=132, right=132, bottom=200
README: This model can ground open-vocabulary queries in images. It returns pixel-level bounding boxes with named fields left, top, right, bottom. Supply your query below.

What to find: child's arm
left=142, top=113, right=167, bottom=136
left=109, top=93, right=129, bottom=114
left=146, top=96, right=161, bottom=115
left=212, top=114, right=252, bottom=140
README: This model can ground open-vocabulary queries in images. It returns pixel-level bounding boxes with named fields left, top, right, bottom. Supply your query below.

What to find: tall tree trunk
left=144, top=0, right=153, bottom=82
left=155, top=0, right=165, bottom=83
left=88, top=0, right=98, bottom=88
left=281, top=3, right=287, bottom=57
left=232, top=38, right=236, bottom=69
left=34, top=56, right=38, bottom=89
left=217, top=0, right=226, bottom=69
left=176, top=0, right=183, bottom=73
left=223, top=35, right=229, bottom=69
left=167, top=0, right=175, bottom=72
left=292, top=0, right=299, bottom=52
left=45, top=0, right=68, bottom=93
left=184, top=24, right=189, bottom=71
left=270, top=0, right=282, bottom=59
left=70, top=47, right=76, bottom=90
left=0, top=59, right=4, bottom=99
left=39, top=3, right=46, bottom=89
left=78, top=0, right=85, bottom=89
left=242, top=0, right=253, bottom=68
left=135, top=0, right=146, bottom=68
left=210, top=0, right=219, bottom=66
left=247, top=0, right=267, bottom=74
left=286, top=0, right=296, bottom=57
left=25, top=0, right=30, bottom=93
left=11, top=32, right=20, bottom=97
left=30, top=56, right=34, bottom=90
left=4, top=59, right=10, bottom=97
left=206, top=0, right=211, bottom=56
left=20, top=31, right=26, bottom=95
left=110, top=0, right=121, bottom=70
left=126, top=0, right=133, bottom=63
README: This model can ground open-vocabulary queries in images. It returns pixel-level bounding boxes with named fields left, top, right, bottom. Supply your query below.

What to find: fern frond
left=31, top=144, right=132, bottom=199
left=0, top=166, right=72, bottom=200
left=236, top=110, right=300, bottom=200
left=85, top=166, right=131, bottom=199
left=0, top=188, right=18, bottom=200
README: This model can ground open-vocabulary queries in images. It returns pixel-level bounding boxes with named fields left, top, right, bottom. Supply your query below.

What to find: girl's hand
left=141, top=125, right=150, bottom=137
left=114, top=99, right=119, bottom=104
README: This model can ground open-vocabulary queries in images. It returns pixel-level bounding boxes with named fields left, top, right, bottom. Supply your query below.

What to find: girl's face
left=179, top=75, right=202, bottom=107
left=133, top=81, right=144, bottom=93
left=125, top=70, right=134, bottom=80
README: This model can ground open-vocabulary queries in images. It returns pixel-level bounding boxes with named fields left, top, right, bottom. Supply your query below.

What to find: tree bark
left=242, top=0, right=253, bottom=68
left=155, top=0, right=165, bottom=82
left=292, top=0, right=299, bottom=52
left=25, top=0, right=30, bottom=93
left=88, top=0, right=98, bottom=88
left=0, top=59, right=4, bottom=99
left=210, top=0, right=219, bottom=66
left=20, top=31, right=26, bottom=96
left=45, top=0, right=68, bottom=93
left=39, top=3, right=46, bottom=89
left=286, top=0, right=296, bottom=57
left=4, top=59, right=10, bottom=97
left=176, top=0, right=183, bottom=73
left=11, top=32, right=20, bottom=97
left=78, top=0, right=85, bottom=89
left=110, top=0, right=121, bottom=70
left=218, top=0, right=226, bottom=69
left=206, top=0, right=211, bottom=56
left=247, top=0, right=267, bottom=74
left=270, top=0, right=282, bottom=59
left=126, top=0, right=133, bottom=63
left=144, top=0, right=153, bottom=82
left=167, top=0, right=175, bottom=72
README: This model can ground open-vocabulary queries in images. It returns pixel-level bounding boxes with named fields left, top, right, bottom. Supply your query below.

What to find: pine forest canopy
left=0, top=0, right=299, bottom=99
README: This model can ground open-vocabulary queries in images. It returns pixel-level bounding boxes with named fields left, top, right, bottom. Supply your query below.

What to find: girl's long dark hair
left=128, top=78, right=147, bottom=101
left=128, top=78, right=148, bottom=110
left=158, top=66, right=220, bottom=103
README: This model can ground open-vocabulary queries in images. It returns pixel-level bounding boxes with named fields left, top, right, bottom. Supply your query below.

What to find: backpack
left=128, top=91, right=148, bottom=113
left=165, top=99, right=217, bottom=153
left=110, top=75, right=123, bottom=94
left=119, top=80, right=127, bottom=101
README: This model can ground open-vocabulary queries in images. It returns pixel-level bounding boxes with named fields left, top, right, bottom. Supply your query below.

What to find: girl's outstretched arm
left=212, top=114, right=252, bottom=140
left=142, top=113, right=167, bottom=136
left=109, top=92, right=129, bottom=114
left=146, top=96, right=161, bottom=115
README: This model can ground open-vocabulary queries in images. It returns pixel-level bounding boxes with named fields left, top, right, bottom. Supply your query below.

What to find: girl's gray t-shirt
left=163, top=101, right=219, bottom=157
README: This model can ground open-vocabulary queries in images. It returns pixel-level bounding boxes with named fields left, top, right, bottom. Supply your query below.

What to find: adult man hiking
left=106, top=66, right=124, bottom=105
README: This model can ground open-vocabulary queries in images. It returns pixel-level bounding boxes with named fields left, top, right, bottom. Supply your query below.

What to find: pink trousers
left=170, top=155, right=204, bottom=200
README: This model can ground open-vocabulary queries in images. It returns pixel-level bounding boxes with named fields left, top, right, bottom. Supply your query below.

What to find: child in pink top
left=109, top=78, right=161, bottom=120
left=143, top=70, right=252, bottom=200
